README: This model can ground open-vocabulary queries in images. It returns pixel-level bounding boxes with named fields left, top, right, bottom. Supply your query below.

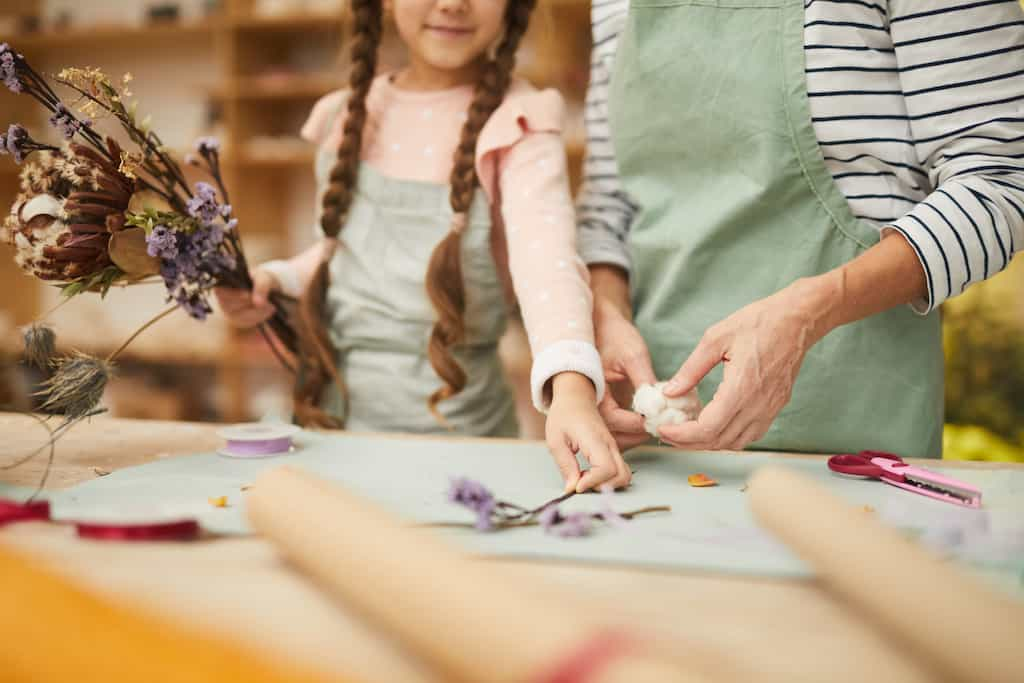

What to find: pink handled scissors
left=827, top=450, right=981, bottom=508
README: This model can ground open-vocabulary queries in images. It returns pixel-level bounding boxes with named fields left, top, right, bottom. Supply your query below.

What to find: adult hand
left=593, top=299, right=657, bottom=450
left=658, top=278, right=830, bottom=450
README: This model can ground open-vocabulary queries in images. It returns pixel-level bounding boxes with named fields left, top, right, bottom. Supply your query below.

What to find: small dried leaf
left=92, top=467, right=110, bottom=477
left=208, top=496, right=228, bottom=508
left=688, top=473, right=718, bottom=488
left=127, top=189, right=172, bottom=215
left=108, top=227, right=159, bottom=276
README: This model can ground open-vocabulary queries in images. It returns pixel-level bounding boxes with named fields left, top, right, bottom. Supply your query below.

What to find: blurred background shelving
left=1, top=0, right=1021, bottom=460
left=0, top=0, right=589, bottom=436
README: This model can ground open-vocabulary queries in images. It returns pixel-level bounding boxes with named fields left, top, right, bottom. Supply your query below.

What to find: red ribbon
left=535, top=630, right=635, bottom=683
left=0, top=498, right=51, bottom=526
left=75, top=520, right=200, bottom=541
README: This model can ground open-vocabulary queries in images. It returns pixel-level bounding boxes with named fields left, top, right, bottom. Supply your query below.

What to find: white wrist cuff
left=260, top=259, right=303, bottom=298
left=530, top=340, right=605, bottom=414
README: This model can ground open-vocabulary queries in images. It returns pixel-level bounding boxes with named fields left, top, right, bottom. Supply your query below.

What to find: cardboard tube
left=748, top=466, right=1024, bottom=683
left=246, top=466, right=699, bottom=683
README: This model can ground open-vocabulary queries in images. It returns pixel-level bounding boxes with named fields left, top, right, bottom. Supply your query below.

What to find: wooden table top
left=2, top=413, right=1017, bottom=682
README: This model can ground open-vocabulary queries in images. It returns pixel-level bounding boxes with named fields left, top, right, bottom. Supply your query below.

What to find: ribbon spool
left=71, top=506, right=201, bottom=542
left=217, top=423, right=300, bottom=459
left=0, top=498, right=199, bottom=541
left=0, top=498, right=51, bottom=526
left=76, top=519, right=199, bottom=541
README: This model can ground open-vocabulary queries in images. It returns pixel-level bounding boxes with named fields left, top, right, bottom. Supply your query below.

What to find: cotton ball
left=632, top=382, right=700, bottom=437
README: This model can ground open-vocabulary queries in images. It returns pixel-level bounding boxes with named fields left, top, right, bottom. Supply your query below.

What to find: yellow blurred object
left=209, top=495, right=229, bottom=507
left=0, top=543, right=353, bottom=683
left=942, top=257, right=1024, bottom=454
left=943, top=423, right=1024, bottom=463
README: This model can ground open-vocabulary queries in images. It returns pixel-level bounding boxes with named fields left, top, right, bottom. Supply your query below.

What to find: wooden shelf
left=231, top=148, right=316, bottom=168
left=230, top=12, right=346, bottom=32
left=15, top=20, right=220, bottom=50
left=12, top=12, right=352, bottom=51
left=213, top=74, right=343, bottom=101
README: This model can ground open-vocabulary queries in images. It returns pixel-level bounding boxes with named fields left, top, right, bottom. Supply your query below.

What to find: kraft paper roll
left=748, top=466, right=1024, bottom=683
left=0, top=543, right=350, bottom=683
left=245, top=466, right=699, bottom=683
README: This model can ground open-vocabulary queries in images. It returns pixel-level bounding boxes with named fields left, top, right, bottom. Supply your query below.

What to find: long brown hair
left=293, top=0, right=537, bottom=428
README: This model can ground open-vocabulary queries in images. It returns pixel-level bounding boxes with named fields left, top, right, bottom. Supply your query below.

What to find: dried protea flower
left=36, top=353, right=111, bottom=420
left=22, top=323, right=56, bottom=368
left=0, top=137, right=155, bottom=291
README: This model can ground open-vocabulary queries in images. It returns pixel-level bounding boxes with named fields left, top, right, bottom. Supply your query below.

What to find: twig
left=38, top=293, right=74, bottom=321
left=421, top=505, right=671, bottom=531
left=496, top=490, right=577, bottom=523
left=0, top=409, right=107, bottom=469
left=106, top=304, right=179, bottom=362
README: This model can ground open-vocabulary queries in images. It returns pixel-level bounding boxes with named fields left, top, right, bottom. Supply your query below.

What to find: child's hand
left=546, top=372, right=631, bottom=493
left=214, top=267, right=278, bottom=328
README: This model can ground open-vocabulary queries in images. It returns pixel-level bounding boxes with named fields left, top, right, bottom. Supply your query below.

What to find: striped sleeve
left=885, top=0, right=1024, bottom=313
left=575, top=0, right=638, bottom=274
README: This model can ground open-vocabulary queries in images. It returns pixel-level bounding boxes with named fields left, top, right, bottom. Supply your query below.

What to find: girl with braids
left=217, top=0, right=628, bottom=493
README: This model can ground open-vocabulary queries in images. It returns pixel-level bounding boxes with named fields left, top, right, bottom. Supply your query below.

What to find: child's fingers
left=604, top=437, right=632, bottom=490
left=213, top=286, right=245, bottom=309
left=250, top=270, right=278, bottom=307
left=546, top=433, right=581, bottom=494
left=575, top=433, right=622, bottom=493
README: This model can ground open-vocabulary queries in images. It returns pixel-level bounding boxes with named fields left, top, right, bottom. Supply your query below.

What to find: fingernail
left=663, top=381, right=680, bottom=394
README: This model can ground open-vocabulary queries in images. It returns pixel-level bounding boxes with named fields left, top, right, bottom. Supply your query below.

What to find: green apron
left=313, top=145, right=517, bottom=437
left=609, top=0, right=944, bottom=457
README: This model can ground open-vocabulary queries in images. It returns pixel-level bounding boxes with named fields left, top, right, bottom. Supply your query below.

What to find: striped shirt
left=577, top=0, right=1024, bottom=313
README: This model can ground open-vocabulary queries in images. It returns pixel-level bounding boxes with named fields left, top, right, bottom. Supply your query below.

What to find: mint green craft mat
left=14, top=431, right=1024, bottom=590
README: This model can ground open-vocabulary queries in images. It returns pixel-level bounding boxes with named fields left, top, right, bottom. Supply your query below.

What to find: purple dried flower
left=1, top=124, right=29, bottom=163
left=599, top=486, right=628, bottom=529
left=48, top=104, right=88, bottom=139
left=151, top=220, right=234, bottom=321
left=186, top=181, right=221, bottom=223
left=195, top=137, right=220, bottom=154
left=448, top=477, right=496, bottom=531
left=146, top=225, right=179, bottom=259
left=176, top=289, right=213, bottom=321
left=539, top=503, right=561, bottom=530
left=0, top=43, right=21, bottom=93
left=220, top=204, right=232, bottom=218
left=539, top=504, right=593, bottom=538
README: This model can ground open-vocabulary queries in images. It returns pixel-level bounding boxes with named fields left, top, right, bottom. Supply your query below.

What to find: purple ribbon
left=223, top=436, right=292, bottom=456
